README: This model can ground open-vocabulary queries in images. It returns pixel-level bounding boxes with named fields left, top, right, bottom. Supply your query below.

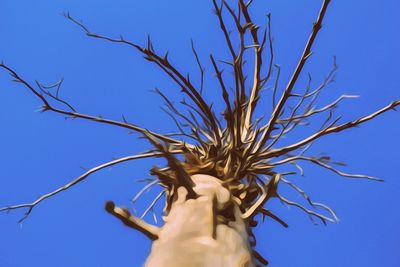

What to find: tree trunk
left=145, top=174, right=255, bottom=267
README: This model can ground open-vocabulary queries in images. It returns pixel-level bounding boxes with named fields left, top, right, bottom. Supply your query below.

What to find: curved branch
left=64, top=13, right=221, bottom=148
left=277, top=94, right=359, bottom=124
left=0, top=151, right=177, bottom=222
left=131, top=179, right=159, bottom=204
left=272, top=155, right=382, bottom=181
left=281, top=177, right=338, bottom=222
left=278, top=195, right=334, bottom=225
left=0, top=63, right=184, bottom=146
left=264, top=100, right=400, bottom=159
left=140, top=190, right=165, bottom=219
left=242, top=174, right=281, bottom=219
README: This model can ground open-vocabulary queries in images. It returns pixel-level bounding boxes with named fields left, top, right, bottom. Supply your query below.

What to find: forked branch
left=280, top=177, right=338, bottom=222
left=242, top=2, right=273, bottom=133
left=64, top=13, right=222, bottom=148
left=270, top=155, right=383, bottom=181
left=263, top=99, right=400, bottom=159
left=242, top=174, right=281, bottom=219
left=0, top=151, right=176, bottom=222
left=143, top=131, right=198, bottom=199
left=278, top=195, right=335, bottom=225
left=0, top=63, right=183, bottom=146
left=254, top=0, right=331, bottom=153
left=1, top=2, right=398, bottom=261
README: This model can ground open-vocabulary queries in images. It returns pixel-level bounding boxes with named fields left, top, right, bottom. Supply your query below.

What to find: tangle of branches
left=1, top=0, right=399, bottom=265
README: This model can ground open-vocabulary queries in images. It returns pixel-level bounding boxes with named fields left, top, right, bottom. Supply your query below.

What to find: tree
left=1, top=0, right=399, bottom=266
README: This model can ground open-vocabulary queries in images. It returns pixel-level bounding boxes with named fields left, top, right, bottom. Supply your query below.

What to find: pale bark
left=1, top=1, right=398, bottom=265
left=145, top=174, right=255, bottom=267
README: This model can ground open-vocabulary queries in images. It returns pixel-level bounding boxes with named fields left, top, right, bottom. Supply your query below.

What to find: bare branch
left=64, top=12, right=222, bottom=148
left=281, top=177, right=338, bottom=221
left=191, top=39, right=205, bottom=94
left=0, top=63, right=184, bottom=147
left=161, top=107, right=198, bottom=142
left=271, top=65, right=281, bottom=109
left=152, top=87, right=210, bottom=147
left=210, top=54, right=235, bottom=149
left=252, top=249, right=269, bottom=266
left=212, top=0, right=247, bottom=147
left=105, top=201, right=160, bottom=240
left=212, top=0, right=237, bottom=60
left=278, top=94, right=359, bottom=124
left=254, top=0, right=332, bottom=153
left=262, top=60, right=336, bottom=139
left=36, top=79, right=77, bottom=112
left=143, top=131, right=198, bottom=199
left=258, top=78, right=314, bottom=152
left=242, top=174, right=281, bottom=219
left=260, top=208, right=288, bottom=228
left=278, top=195, right=334, bottom=225
left=222, top=1, right=247, bottom=101
left=272, top=155, right=383, bottom=181
left=242, top=5, right=273, bottom=134
left=0, top=151, right=174, bottom=222
left=131, top=179, right=159, bottom=204
left=264, top=100, right=400, bottom=159
left=140, top=190, right=165, bottom=219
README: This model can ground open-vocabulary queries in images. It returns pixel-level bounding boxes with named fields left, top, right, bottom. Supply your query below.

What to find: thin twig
left=191, top=39, right=205, bottom=94
left=140, top=191, right=165, bottom=219
left=131, top=179, right=159, bottom=203
left=278, top=195, right=334, bottom=225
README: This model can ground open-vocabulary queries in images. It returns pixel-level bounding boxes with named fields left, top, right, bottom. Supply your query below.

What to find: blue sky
left=0, top=0, right=399, bottom=266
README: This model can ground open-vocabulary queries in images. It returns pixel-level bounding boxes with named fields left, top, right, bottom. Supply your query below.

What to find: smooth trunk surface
left=145, top=174, right=254, bottom=267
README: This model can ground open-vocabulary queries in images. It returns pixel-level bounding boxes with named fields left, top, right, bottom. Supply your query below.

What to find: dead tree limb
left=260, top=209, right=288, bottom=228
left=105, top=201, right=160, bottom=240
left=0, top=151, right=177, bottom=222
left=64, top=13, right=222, bottom=148
left=1, top=0, right=399, bottom=264
left=254, top=0, right=331, bottom=153
left=261, top=100, right=400, bottom=159
left=0, top=63, right=183, bottom=147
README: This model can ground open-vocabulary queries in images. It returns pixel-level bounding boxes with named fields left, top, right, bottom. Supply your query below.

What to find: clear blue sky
left=1, top=1, right=399, bottom=266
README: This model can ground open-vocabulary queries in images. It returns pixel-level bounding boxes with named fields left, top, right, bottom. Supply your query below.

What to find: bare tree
left=1, top=0, right=399, bottom=266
